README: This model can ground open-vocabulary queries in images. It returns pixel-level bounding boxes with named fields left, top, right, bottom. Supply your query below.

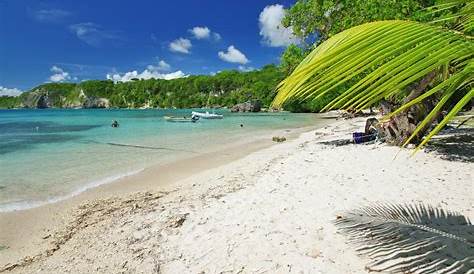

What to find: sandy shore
left=1, top=117, right=472, bottom=273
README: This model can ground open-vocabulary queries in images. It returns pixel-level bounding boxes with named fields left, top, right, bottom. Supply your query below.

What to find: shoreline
left=1, top=116, right=471, bottom=273
left=0, top=121, right=325, bottom=213
left=0, top=119, right=333, bottom=267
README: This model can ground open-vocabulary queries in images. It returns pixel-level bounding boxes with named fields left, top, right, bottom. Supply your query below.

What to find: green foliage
left=282, top=0, right=436, bottom=41
left=278, top=0, right=439, bottom=112
left=427, top=0, right=474, bottom=35
left=280, top=44, right=308, bottom=76
left=0, top=96, right=20, bottom=109
left=0, top=65, right=284, bottom=109
left=273, top=20, right=473, bottom=149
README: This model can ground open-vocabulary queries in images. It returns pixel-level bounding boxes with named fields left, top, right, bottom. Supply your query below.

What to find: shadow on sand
left=425, top=128, right=474, bottom=163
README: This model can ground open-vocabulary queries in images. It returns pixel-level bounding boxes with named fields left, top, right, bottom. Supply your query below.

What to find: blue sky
left=0, top=0, right=299, bottom=94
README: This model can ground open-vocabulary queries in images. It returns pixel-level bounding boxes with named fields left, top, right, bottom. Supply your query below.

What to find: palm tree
left=272, top=0, right=473, bottom=151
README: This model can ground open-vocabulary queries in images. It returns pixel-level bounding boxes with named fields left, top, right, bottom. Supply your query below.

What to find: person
left=191, top=114, right=199, bottom=123
left=111, top=120, right=119, bottom=128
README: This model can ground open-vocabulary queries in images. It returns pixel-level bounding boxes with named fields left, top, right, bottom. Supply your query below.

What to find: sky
left=0, top=0, right=299, bottom=95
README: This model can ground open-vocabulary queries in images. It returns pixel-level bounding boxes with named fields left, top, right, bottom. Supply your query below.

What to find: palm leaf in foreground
left=334, top=203, right=474, bottom=273
left=272, top=20, right=474, bottom=149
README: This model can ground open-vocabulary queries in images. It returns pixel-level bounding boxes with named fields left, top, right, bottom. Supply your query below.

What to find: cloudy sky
left=0, top=0, right=299, bottom=94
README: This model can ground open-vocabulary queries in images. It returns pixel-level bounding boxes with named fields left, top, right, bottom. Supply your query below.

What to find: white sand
left=2, top=117, right=472, bottom=273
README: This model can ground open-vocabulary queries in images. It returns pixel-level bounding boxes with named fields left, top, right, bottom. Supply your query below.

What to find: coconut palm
left=272, top=0, right=473, bottom=150
left=334, top=203, right=474, bottom=273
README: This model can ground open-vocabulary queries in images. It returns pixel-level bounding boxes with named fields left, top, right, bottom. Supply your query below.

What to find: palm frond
left=334, top=203, right=474, bottom=273
left=272, top=20, right=474, bottom=149
left=427, top=0, right=474, bottom=33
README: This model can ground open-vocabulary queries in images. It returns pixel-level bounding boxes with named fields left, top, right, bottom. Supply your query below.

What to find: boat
left=164, top=115, right=199, bottom=123
left=191, top=111, right=223, bottom=119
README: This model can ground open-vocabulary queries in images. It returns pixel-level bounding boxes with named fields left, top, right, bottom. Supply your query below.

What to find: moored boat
left=164, top=115, right=199, bottom=123
left=191, top=111, right=223, bottom=119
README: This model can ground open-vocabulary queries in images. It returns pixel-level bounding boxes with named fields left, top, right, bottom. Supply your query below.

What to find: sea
left=0, top=108, right=322, bottom=212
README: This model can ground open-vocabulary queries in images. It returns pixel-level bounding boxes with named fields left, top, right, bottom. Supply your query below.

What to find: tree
left=273, top=1, right=473, bottom=150
left=280, top=44, right=307, bottom=76
left=278, top=0, right=438, bottom=110
left=282, top=0, right=435, bottom=42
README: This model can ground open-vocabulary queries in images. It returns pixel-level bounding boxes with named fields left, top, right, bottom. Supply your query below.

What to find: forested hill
left=0, top=65, right=288, bottom=110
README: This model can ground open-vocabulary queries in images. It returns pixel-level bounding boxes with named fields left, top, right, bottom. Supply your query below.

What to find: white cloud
left=49, top=66, right=71, bottom=82
left=149, top=59, right=171, bottom=71
left=258, top=4, right=299, bottom=47
left=106, top=65, right=186, bottom=82
left=33, top=9, right=70, bottom=22
left=189, top=26, right=211, bottom=39
left=169, top=38, right=192, bottom=54
left=218, top=45, right=249, bottom=64
left=0, top=86, right=23, bottom=97
left=69, top=22, right=119, bottom=47
left=238, top=65, right=255, bottom=72
left=188, top=26, right=221, bottom=41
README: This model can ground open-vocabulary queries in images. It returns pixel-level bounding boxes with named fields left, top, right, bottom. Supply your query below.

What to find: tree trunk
left=377, top=71, right=440, bottom=146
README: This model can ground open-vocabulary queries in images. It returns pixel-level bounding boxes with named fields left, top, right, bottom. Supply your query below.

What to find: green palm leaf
left=272, top=20, right=473, bottom=149
left=428, top=0, right=474, bottom=33
left=335, top=203, right=474, bottom=273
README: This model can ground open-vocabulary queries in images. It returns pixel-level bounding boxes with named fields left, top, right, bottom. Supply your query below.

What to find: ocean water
left=0, top=109, right=321, bottom=211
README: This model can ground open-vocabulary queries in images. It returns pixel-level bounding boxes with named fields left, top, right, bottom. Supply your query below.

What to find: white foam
left=0, top=168, right=144, bottom=213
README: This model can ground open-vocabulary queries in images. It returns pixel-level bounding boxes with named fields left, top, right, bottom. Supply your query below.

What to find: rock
left=22, top=90, right=52, bottom=108
left=272, top=136, right=287, bottom=142
left=36, top=94, right=50, bottom=108
left=230, top=100, right=262, bottom=112
left=83, top=97, right=110, bottom=108
left=166, top=213, right=188, bottom=228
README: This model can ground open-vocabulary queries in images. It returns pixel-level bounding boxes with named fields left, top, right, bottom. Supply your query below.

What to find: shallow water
left=0, top=108, right=320, bottom=211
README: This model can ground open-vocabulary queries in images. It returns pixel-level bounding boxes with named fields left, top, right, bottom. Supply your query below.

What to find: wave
left=0, top=168, right=145, bottom=213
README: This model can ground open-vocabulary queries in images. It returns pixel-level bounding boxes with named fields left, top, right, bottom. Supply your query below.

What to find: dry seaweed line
left=0, top=191, right=170, bottom=272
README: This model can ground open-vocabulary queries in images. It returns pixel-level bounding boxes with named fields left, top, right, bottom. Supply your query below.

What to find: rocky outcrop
left=83, top=97, right=110, bottom=108
left=21, top=89, right=109, bottom=109
left=22, top=90, right=51, bottom=108
left=230, top=100, right=262, bottom=112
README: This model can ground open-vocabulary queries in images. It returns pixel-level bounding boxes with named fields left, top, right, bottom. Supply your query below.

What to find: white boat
left=191, top=111, right=223, bottom=119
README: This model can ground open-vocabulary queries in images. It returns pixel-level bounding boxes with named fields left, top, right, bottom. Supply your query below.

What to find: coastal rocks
left=22, top=90, right=51, bottom=108
left=231, top=100, right=262, bottom=112
left=20, top=88, right=110, bottom=109
left=82, top=97, right=110, bottom=109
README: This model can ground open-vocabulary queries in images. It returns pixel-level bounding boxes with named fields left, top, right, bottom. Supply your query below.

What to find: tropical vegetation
left=279, top=0, right=438, bottom=76
left=273, top=0, right=473, bottom=149
left=0, top=65, right=283, bottom=109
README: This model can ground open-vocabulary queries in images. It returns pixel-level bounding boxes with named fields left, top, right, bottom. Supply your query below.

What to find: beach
left=0, top=116, right=472, bottom=273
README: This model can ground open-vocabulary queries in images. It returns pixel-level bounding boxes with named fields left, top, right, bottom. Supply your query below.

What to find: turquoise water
left=0, top=109, right=320, bottom=211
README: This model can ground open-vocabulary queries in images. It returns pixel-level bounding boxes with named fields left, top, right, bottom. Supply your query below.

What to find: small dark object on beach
left=353, top=118, right=379, bottom=144
left=272, top=136, right=286, bottom=142
left=353, top=132, right=376, bottom=144
left=240, top=124, right=244, bottom=127
left=111, top=120, right=119, bottom=128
